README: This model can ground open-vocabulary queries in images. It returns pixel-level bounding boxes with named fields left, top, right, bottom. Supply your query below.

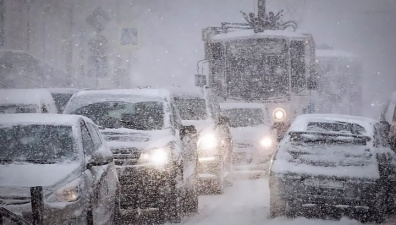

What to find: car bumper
left=270, top=175, right=379, bottom=209
left=116, top=165, right=172, bottom=209
left=197, top=156, right=222, bottom=181
left=3, top=198, right=87, bottom=225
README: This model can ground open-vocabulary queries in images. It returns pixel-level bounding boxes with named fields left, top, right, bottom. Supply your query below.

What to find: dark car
left=172, top=86, right=233, bottom=194
left=63, top=89, right=198, bottom=223
left=0, top=114, right=119, bottom=225
left=269, top=114, right=396, bottom=223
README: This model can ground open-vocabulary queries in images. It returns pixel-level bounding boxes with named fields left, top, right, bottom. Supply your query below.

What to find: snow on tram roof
left=211, top=29, right=306, bottom=41
left=316, top=49, right=357, bottom=59
left=0, top=113, right=87, bottom=127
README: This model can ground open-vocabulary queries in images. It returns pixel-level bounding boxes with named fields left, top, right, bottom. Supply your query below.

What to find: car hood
left=271, top=143, right=380, bottom=180
left=181, top=119, right=215, bottom=134
left=230, top=125, right=272, bottom=145
left=0, top=162, right=81, bottom=188
left=101, top=128, right=174, bottom=152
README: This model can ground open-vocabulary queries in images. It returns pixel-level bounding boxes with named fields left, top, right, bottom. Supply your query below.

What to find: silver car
left=0, top=114, right=119, bottom=225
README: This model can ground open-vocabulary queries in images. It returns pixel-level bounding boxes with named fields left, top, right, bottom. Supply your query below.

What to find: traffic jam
left=1, top=0, right=396, bottom=225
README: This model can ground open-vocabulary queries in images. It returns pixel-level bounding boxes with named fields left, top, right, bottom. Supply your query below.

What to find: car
left=63, top=89, right=198, bottom=223
left=269, top=114, right=396, bottom=223
left=47, top=88, right=79, bottom=113
left=172, top=86, right=233, bottom=194
left=0, top=89, right=57, bottom=114
left=381, top=91, right=396, bottom=150
left=220, top=103, right=276, bottom=178
left=0, top=113, right=119, bottom=225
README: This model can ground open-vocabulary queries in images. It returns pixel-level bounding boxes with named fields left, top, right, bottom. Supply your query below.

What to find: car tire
left=111, top=190, right=121, bottom=225
left=184, top=186, right=199, bottom=213
left=360, top=188, right=386, bottom=223
left=213, top=177, right=225, bottom=194
left=269, top=194, right=286, bottom=219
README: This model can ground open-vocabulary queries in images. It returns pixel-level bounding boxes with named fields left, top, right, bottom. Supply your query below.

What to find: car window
left=87, top=123, right=103, bottom=150
left=81, top=122, right=95, bottom=155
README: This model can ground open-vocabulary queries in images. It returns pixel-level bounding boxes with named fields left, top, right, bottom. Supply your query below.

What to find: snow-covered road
left=178, top=178, right=395, bottom=225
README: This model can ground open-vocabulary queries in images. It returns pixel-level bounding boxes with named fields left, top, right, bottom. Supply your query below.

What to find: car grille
left=112, top=147, right=141, bottom=166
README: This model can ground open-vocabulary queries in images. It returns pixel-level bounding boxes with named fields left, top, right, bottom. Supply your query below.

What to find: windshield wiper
left=24, top=159, right=55, bottom=164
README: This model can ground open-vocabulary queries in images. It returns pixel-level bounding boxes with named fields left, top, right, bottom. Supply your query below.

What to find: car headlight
left=260, top=137, right=273, bottom=148
left=140, top=148, right=169, bottom=165
left=198, top=133, right=218, bottom=150
left=48, top=178, right=81, bottom=202
left=273, top=108, right=286, bottom=121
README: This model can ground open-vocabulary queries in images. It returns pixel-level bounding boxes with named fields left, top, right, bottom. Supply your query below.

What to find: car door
left=81, top=121, right=116, bottom=224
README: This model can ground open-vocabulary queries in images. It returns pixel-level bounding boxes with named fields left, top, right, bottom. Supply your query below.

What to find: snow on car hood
left=271, top=142, right=380, bottom=180
left=101, top=128, right=174, bottom=151
left=0, top=162, right=81, bottom=187
left=230, top=125, right=272, bottom=146
left=181, top=119, right=214, bottom=134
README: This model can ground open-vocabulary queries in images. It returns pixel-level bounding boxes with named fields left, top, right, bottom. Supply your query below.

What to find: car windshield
left=174, top=98, right=207, bottom=120
left=0, top=125, right=77, bottom=164
left=71, top=101, right=164, bottom=130
left=0, top=104, right=38, bottom=113
left=223, top=108, right=265, bottom=127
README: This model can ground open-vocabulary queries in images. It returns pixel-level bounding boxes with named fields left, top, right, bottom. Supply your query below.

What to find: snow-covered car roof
left=289, top=114, right=376, bottom=136
left=0, top=113, right=89, bottom=127
left=170, top=86, right=205, bottom=99
left=211, top=29, right=306, bottom=42
left=0, top=89, right=56, bottom=106
left=220, top=102, right=266, bottom=110
left=47, top=88, right=80, bottom=94
left=64, top=88, right=171, bottom=113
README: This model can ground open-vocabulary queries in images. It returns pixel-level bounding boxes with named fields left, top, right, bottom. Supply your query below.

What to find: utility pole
left=257, top=0, right=266, bottom=32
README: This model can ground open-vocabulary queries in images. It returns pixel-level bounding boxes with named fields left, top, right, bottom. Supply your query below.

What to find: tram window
left=290, top=40, right=306, bottom=92
left=211, top=42, right=223, bottom=60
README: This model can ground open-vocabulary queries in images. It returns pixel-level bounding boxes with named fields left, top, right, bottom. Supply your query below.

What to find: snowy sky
left=128, top=0, right=396, bottom=117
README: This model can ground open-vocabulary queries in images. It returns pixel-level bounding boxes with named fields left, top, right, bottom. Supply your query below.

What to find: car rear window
left=306, top=122, right=366, bottom=135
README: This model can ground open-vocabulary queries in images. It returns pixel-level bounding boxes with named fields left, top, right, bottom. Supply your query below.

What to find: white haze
left=128, top=0, right=396, bottom=119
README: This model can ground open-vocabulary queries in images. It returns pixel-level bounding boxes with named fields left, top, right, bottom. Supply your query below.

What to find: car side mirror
left=180, top=125, right=197, bottom=139
left=87, top=150, right=113, bottom=169
left=217, top=116, right=230, bottom=126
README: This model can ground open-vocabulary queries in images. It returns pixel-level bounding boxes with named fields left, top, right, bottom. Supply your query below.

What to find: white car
left=0, top=89, right=57, bottom=114
left=0, top=114, right=119, bottom=224
left=269, top=114, right=396, bottom=223
left=220, top=103, right=276, bottom=177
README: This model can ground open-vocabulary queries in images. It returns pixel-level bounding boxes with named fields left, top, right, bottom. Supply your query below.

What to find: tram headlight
left=273, top=108, right=286, bottom=121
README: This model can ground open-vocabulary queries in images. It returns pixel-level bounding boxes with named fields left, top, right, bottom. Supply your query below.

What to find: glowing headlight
left=198, top=133, right=218, bottom=150
left=273, top=108, right=286, bottom=121
left=260, top=137, right=273, bottom=148
left=140, top=148, right=169, bottom=165
left=50, top=179, right=81, bottom=202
